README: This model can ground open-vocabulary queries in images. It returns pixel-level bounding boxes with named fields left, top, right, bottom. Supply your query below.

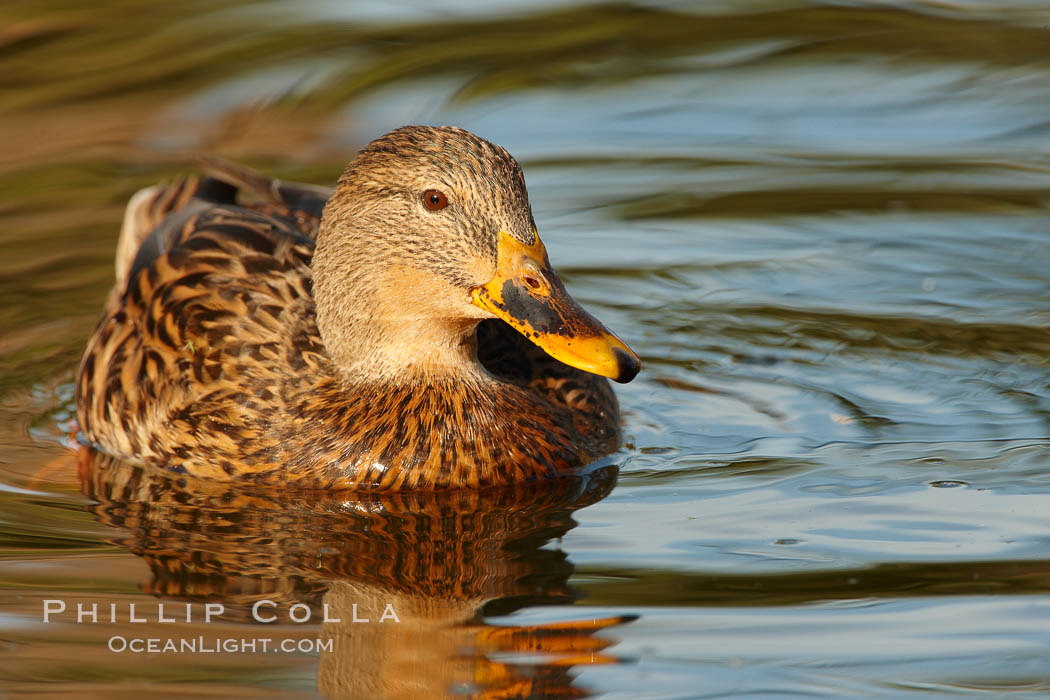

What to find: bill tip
left=612, top=347, right=641, bottom=383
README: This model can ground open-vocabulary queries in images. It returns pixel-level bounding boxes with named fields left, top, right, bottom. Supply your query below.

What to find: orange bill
left=471, top=231, right=640, bottom=383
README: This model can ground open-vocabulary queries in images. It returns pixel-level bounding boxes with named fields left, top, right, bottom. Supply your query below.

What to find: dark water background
left=2, top=1, right=1050, bottom=697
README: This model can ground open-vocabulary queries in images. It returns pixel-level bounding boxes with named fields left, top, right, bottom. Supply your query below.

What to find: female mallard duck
left=76, top=125, right=639, bottom=490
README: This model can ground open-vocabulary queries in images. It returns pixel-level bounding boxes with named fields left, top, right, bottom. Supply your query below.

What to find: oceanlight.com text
left=107, top=635, right=334, bottom=654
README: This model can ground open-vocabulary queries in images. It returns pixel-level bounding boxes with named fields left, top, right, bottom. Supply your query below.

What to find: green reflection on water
left=2, top=0, right=1050, bottom=697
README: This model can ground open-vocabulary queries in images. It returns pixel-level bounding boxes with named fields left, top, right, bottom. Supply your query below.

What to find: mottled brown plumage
left=76, top=126, right=638, bottom=489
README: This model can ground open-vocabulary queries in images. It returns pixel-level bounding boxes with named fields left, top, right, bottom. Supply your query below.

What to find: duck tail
left=115, top=176, right=203, bottom=290
left=114, top=158, right=333, bottom=291
left=192, top=154, right=332, bottom=220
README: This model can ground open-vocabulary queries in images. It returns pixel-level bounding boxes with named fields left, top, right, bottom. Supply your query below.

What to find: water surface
left=2, top=1, right=1050, bottom=697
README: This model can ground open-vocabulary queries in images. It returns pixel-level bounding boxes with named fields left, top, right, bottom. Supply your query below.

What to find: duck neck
left=325, top=303, right=487, bottom=385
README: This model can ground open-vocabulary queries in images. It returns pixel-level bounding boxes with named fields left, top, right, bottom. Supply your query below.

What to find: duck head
left=312, top=125, right=640, bottom=384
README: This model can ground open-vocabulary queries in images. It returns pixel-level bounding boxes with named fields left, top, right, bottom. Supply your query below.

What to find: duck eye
left=422, top=189, right=448, bottom=211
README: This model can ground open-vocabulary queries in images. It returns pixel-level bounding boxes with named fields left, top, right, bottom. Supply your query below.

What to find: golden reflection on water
left=5, top=0, right=1050, bottom=695
left=79, top=448, right=629, bottom=699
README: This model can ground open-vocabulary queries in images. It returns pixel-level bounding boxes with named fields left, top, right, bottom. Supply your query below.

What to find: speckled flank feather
left=76, top=127, right=622, bottom=489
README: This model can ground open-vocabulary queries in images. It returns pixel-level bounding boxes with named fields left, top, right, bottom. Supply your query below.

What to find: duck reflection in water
left=79, top=449, right=633, bottom=699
